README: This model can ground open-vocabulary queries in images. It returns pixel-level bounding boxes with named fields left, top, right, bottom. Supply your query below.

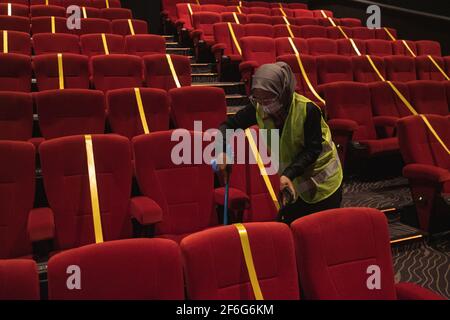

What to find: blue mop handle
left=211, top=159, right=229, bottom=225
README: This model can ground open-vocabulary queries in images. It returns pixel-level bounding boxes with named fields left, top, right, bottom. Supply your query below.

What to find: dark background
left=122, top=0, right=450, bottom=55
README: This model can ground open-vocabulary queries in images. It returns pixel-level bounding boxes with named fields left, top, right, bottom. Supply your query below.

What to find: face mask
left=261, top=100, right=283, bottom=115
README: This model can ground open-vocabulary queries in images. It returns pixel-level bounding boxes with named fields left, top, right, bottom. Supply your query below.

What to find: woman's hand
left=280, top=175, right=296, bottom=206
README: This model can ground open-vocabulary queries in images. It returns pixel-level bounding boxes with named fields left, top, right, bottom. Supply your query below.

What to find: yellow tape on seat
left=427, top=55, right=450, bottom=81
left=45, top=0, right=49, bottom=5
left=7, top=3, right=11, bottom=16
left=105, top=0, right=110, bottom=9
left=245, top=129, right=280, bottom=211
left=57, top=53, right=64, bottom=90
left=321, top=10, right=328, bottom=18
left=166, top=54, right=181, bottom=88
left=419, top=115, right=450, bottom=155
left=366, top=55, right=386, bottom=81
left=280, top=7, right=287, bottom=17
left=51, top=16, right=56, bottom=34
left=384, top=27, right=396, bottom=41
left=234, top=223, right=264, bottom=300
left=195, top=0, right=200, bottom=4
left=386, top=81, right=417, bottom=115
left=134, top=88, right=150, bottom=134
left=128, top=19, right=135, bottom=35
left=349, top=38, right=362, bottom=56
left=285, top=23, right=294, bottom=38
left=402, top=40, right=416, bottom=57
left=232, top=12, right=240, bottom=24
left=82, top=6, right=87, bottom=18
left=327, top=16, right=337, bottom=27
left=236, top=6, right=242, bottom=14
left=3, top=30, right=7, bottom=53
left=101, top=33, right=109, bottom=55
left=187, top=3, right=193, bottom=16
left=227, top=22, right=242, bottom=55
left=84, top=135, right=104, bottom=244
left=337, top=25, right=348, bottom=39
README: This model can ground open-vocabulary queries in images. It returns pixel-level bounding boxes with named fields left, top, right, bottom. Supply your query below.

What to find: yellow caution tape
left=245, top=129, right=280, bottom=211
left=2, top=30, right=7, bottom=53
left=386, top=81, right=417, bottom=115
left=57, top=53, right=64, bottom=90
left=384, top=27, right=396, bottom=41
left=234, top=223, right=264, bottom=300
left=321, top=9, right=328, bottom=18
left=366, top=55, right=386, bottom=81
left=232, top=12, right=240, bottom=24
left=280, top=7, right=287, bottom=17
left=337, top=25, right=349, bottom=39
left=84, top=135, right=104, bottom=244
left=7, top=3, right=11, bottom=16
left=187, top=3, right=193, bottom=16
left=82, top=6, right=87, bottom=18
left=128, top=19, right=135, bottom=35
left=45, top=0, right=48, bottom=5
left=166, top=54, right=181, bottom=88
left=51, top=16, right=56, bottom=34
left=327, top=16, right=337, bottom=27
left=419, top=115, right=450, bottom=155
left=105, top=0, right=110, bottom=9
left=402, top=40, right=416, bottom=57
left=237, top=6, right=242, bottom=14
left=195, top=0, right=200, bottom=4
left=349, top=38, right=362, bottom=56
left=427, top=55, right=450, bottom=81
left=279, top=3, right=284, bottom=9
left=134, top=88, right=150, bottom=134
left=239, top=1, right=242, bottom=7
left=101, top=33, right=109, bottom=55
left=285, top=23, right=294, bottom=38
left=227, top=22, right=242, bottom=55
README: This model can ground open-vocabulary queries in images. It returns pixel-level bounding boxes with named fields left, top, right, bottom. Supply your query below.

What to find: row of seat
left=0, top=16, right=147, bottom=35
left=0, top=0, right=121, bottom=7
left=0, top=4, right=132, bottom=20
left=2, top=32, right=165, bottom=56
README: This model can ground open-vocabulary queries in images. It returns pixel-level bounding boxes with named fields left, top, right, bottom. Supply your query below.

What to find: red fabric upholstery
left=92, top=54, right=143, bottom=92
left=316, top=55, right=353, bottom=84
left=181, top=222, right=299, bottom=300
left=176, top=3, right=201, bottom=31
left=200, top=4, right=225, bottom=13
left=288, top=3, right=308, bottom=10
left=100, top=8, right=132, bottom=20
left=326, top=26, right=353, bottom=40
left=246, top=1, right=270, bottom=8
left=220, top=12, right=247, bottom=24
left=112, top=18, right=148, bottom=35
left=80, top=33, right=125, bottom=57
left=375, top=27, right=397, bottom=40
left=295, top=17, right=319, bottom=26
left=270, top=16, right=295, bottom=25
left=39, top=134, right=133, bottom=251
left=48, top=238, right=184, bottom=300
left=273, top=24, right=302, bottom=38
left=293, top=9, right=313, bottom=18
left=106, top=87, right=170, bottom=139
left=144, top=53, right=191, bottom=90
left=351, top=27, right=376, bottom=40
left=385, top=56, right=417, bottom=82
left=415, top=40, right=441, bottom=57
left=91, top=0, right=121, bottom=8
left=275, top=37, right=308, bottom=56
left=35, top=89, right=105, bottom=139
left=76, top=6, right=101, bottom=18
left=395, top=282, right=445, bottom=300
left=0, top=30, right=30, bottom=55
left=416, top=56, right=447, bottom=81
left=30, top=4, right=66, bottom=17
left=30, top=0, right=62, bottom=5
left=59, top=0, right=90, bottom=7
left=313, top=9, right=333, bottom=17
left=240, top=36, right=276, bottom=65
left=31, top=17, right=70, bottom=34
left=0, top=16, right=30, bottom=33
left=212, top=22, right=244, bottom=58
left=125, top=34, right=166, bottom=57
left=392, top=40, right=417, bottom=56
left=132, top=131, right=219, bottom=242
left=169, top=86, right=227, bottom=131
left=407, top=80, right=449, bottom=115
left=299, top=25, right=327, bottom=38
left=0, top=53, right=31, bottom=92
left=271, top=7, right=294, bottom=17
left=33, top=53, right=89, bottom=91
left=192, top=12, right=221, bottom=45
left=336, top=38, right=366, bottom=56
left=365, top=39, right=393, bottom=57
left=0, top=141, right=35, bottom=259
left=291, top=208, right=398, bottom=300
left=352, top=55, right=386, bottom=83
left=340, top=18, right=362, bottom=27
left=0, top=3, right=28, bottom=17
left=33, top=33, right=80, bottom=55
left=244, top=23, right=273, bottom=37
left=0, top=260, right=39, bottom=300
left=0, top=92, right=33, bottom=141
left=247, top=6, right=270, bottom=15
left=74, top=18, right=112, bottom=35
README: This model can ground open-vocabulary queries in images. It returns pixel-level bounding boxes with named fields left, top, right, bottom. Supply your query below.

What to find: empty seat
left=212, top=22, right=244, bottom=62
left=191, top=11, right=221, bottom=46
left=0, top=259, right=39, bottom=300
left=144, top=54, right=191, bottom=91
left=351, top=27, right=376, bottom=40
left=220, top=12, right=247, bottom=24
left=125, top=34, right=166, bottom=57
left=0, top=3, right=29, bottom=16
left=106, top=87, right=170, bottom=139
left=30, top=4, right=66, bottom=17
left=385, top=56, right=417, bottom=82
left=273, top=24, right=302, bottom=38
left=100, top=7, right=132, bottom=20
left=0, top=16, right=30, bottom=33
left=365, top=39, right=393, bottom=57
left=30, top=0, right=62, bottom=5
left=313, top=9, right=333, bottom=18
left=247, top=6, right=270, bottom=15
left=307, top=38, right=338, bottom=56
left=243, top=23, right=273, bottom=37
left=326, top=26, right=353, bottom=40
left=0, top=141, right=35, bottom=259
left=112, top=19, right=148, bottom=35
left=293, top=8, right=313, bottom=18
left=80, top=33, right=125, bottom=57
left=375, top=27, right=397, bottom=40
left=59, top=0, right=90, bottom=7
left=299, top=25, right=327, bottom=38
left=175, top=3, right=201, bottom=32
left=316, top=55, right=353, bottom=84
left=169, top=86, right=227, bottom=131
left=407, top=80, right=449, bottom=115
left=48, top=238, right=184, bottom=300
left=35, top=89, right=105, bottom=139
left=288, top=3, right=308, bottom=10
left=75, top=18, right=112, bottom=35
left=275, top=37, right=308, bottom=56
left=339, top=17, right=362, bottom=27
left=352, top=55, right=386, bottom=83
left=246, top=14, right=272, bottom=25
left=415, top=55, right=447, bottom=81
left=291, top=207, right=444, bottom=299
left=294, top=17, right=319, bottom=26
left=392, top=40, right=417, bottom=57
left=33, top=53, right=89, bottom=91
left=0, top=31, right=30, bottom=55
left=31, top=17, right=69, bottom=34
left=270, top=16, right=296, bottom=25
left=0, top=53, right=31, bottom=92
left=32, top=33, right=80, bottom=55
left=200, top=4, right=225, bottom=13
left=181, top=222, right=299, bottom=300
left=415, top=40, right=441, bottom=56
left=271, top=7, right=294, bottom=17
left=92, top=54, right=143, bottom=92
left=337, top=38, right=365, bottom=56
left=0, top=0, right=28, bottom=4
left=246, top=1, right=270, bottom=8
left=91, top=0, right=121, bottom=8
left=0, top=92, right=33, bottom=141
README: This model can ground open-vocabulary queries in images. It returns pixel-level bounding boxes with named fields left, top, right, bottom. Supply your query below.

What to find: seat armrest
left=28, top=207, right=55, bottom=242
left=403, top=164, right=450, bottom=184
left=214, top=187, right=250, bottom=212
left=328, top=118, right=359, bottom=132
left=130, top=196, right=163, bottom=225
left=373, top=116, right=399, bottom=128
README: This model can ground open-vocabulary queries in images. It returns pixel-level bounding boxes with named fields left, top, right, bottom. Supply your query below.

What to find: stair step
left=191, top=73, right=219, bottom=83
left=166, top=47, right=192, bottom=56
left=162, top=35, right=174, bottom=40
left=227, top=105, right=246, bottom=115
left=165, top=41, right=180, bottom=48
left=226, top=94, right=249, bottom=107
left=193, top=81, right=245, bottom=94
left=190, top=63, right=216, bottom=73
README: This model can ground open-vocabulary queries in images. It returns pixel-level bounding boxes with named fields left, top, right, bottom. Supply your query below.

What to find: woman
left=217, top=62, right=343, bottom=225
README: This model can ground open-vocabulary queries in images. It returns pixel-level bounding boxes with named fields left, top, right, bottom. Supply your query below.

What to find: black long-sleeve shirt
left=218, top=102, right=324, bottom=181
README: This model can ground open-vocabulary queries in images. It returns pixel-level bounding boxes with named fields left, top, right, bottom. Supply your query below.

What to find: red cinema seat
left=33, top=53, right=89, bottom=90
left=364, top=39, right=393, bottom=57
left=212, top=22, right=244, bottom=63
left=246, top=14, right=272, bottom=25
left=271, top=7, right=294, bottom=17
left=270, top=16, right=296, bottom=26
left=397, top=115, right=450, bottom=233
left=352, top=55, right=386, bottom=83
left=392, top=40, right=417, bottom=57
left=60, top=0, right=90, bottom=7
left=291, top=207, right=445, bottom=299
left=0, top=31, right=31, bottom=55
left=337, top=38, right=366, bottom=56
left=299, top=25, right=326, bottom=38
left=74, top=18, right=112, bottom=35
left=316, top=17, right=334, bottom=27
left=313, top=9, right=333, bottom=18
left=175, top=3, right=201, bottom=32
left=220, top=12, right=247, bottom=24
left=48, top=238, right=184, bottom=300
left=415, top=40, right=441, bottom=57
left=72, top=6, right=101, bottom=18
left=80, top=33, right=125, bottom=57
left=247, top=6, right=270, bottom=15
left=273, top=24, right=301, bottom=38
left=307, top=38, right=338, bottom=56
left=30, top=0, right=62, bottom=5
left=35, top=89, right=105, bottom=139
left=100, top=8, right=132, bottom=21
left=125, top=34, right=166, bottom=57
left=294, top=17, right=319, bottom=26
left=0, top=16, right=30, bottom=33
left=91, top=0, right=121, bottom=8
left=288, top=3, right=308, bottom=10
left=385, top=56, right=417, bottom=82
left=30, top=4, right=66, bottom=17
left=200, top=4, right=225, bottom=13
left=375, top=27, right=397, bottom=40
left=0, top=260, right=39, bottom=300
left=407, top=80, right=449, bottom=115
left=169, top=86, right=227, bottom=131
left=351, top=27, right=376, bottom=40
left=144, top=54, right=191, bottom=91
left=191, top=11, right=221, bottom=46
left=31, top=16, right=69, bottom=34
left=92, top=54, right=143, bottom=92
left=243, top=23, right=273, bottom=37
left=293, top=9, right=313, bottom=18
left=326, top=26, right=353, bottom=40
left=181, top=222, right=299, bottom=300
left=275, top=37, right=308, bottom=56
left=32, top=33, right=80, bottom=55
left=106, top=87, right=170, bottom=139
left=0, top=92, right=33, bottom=141
left=415, top=56, right=447, bottom=81
left=0, top=141, right=35, bottom=259
left=0, top=0, right=28, bottom=4
left=0, top=53, right=31, bottom=92
left=39, top=134, right=160, bottom=252
left=316, top=55, right=353, bottom=84
left=0, top=3, right=29, bottom=17
left=112, top=19, right=148, bottom=36
left=246, top=1, right=270, bottom=8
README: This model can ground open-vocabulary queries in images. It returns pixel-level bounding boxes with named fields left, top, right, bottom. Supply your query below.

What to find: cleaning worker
left=216, top=62, right=343, bottom=225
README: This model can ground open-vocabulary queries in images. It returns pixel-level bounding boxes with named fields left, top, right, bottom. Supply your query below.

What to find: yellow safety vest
left=255, top=93, right=343, bottom=204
